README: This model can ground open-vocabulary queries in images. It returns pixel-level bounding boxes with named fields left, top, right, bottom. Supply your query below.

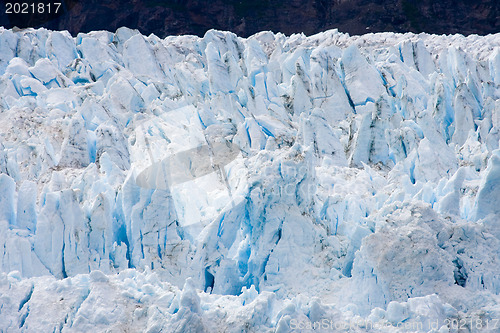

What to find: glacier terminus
left=0, top=26, right=500, bottom=332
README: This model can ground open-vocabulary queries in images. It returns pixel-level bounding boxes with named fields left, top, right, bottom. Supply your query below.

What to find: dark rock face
left=1, top=0, right=498, bottom=37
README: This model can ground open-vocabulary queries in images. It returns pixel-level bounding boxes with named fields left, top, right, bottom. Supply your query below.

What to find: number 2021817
left=5, top=3, right=62, bottom=14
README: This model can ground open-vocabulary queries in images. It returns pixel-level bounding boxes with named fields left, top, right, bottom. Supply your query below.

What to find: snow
left=0, top=26, right=500, bottom=331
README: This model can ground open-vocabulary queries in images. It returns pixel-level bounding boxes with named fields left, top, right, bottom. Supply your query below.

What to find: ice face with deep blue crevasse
left=0, top=26, right=500, bottom=332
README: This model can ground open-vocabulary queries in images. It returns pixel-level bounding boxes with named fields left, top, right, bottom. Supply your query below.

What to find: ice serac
left=341, top=44, right=386, bottom=108
left=474, top=150, right=500, bottom=220
left=0, top=26, right=500, bottom=331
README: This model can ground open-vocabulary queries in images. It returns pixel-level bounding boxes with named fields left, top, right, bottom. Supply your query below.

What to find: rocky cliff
left=1, top=0, right=498, bottom=37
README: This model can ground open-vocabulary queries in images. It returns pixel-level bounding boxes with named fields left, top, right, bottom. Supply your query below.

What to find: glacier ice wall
left=1, top=26, right=500, bottom=331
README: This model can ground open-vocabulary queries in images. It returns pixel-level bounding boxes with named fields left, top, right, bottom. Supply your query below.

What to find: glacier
left=0, top=26, right=500, bottom=332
